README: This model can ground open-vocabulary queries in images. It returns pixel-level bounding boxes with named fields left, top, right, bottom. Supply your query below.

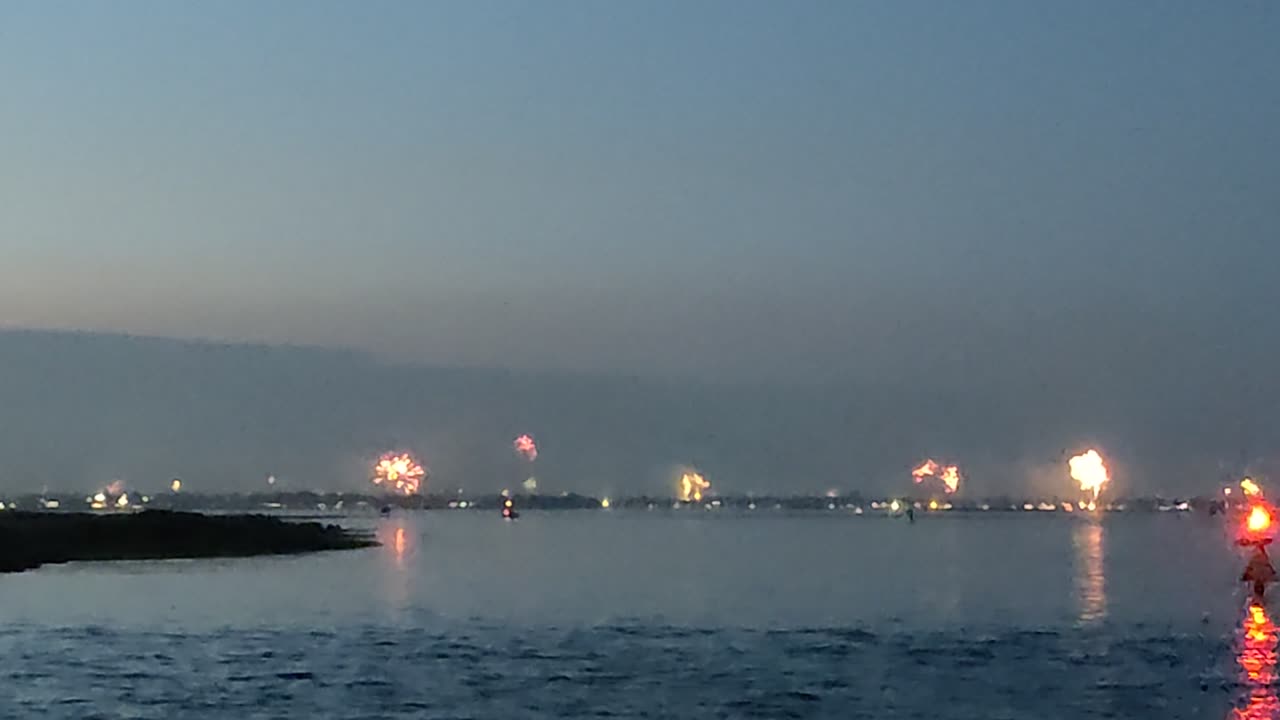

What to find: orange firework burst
left=940, top=465, right=960, bottom=494
left=912, top=460, right=940, bottom=480
left=678, top=471, right=710, bottom=502
left=912, top=459, right=961, bottom=494
left=372, top=453, right=426, bottom=495
left=1068, top=449, right=1109, bottom=502
left=1244, top=478, right=1264, bottom=497
left=513, top=434, right=537, bottom=462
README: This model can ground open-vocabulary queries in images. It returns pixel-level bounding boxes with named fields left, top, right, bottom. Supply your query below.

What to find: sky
left=0, top=2, right=1278, bottom=495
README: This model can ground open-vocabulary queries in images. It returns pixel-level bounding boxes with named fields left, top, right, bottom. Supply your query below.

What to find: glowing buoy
left=1248, top=505, right=1272, bottom=534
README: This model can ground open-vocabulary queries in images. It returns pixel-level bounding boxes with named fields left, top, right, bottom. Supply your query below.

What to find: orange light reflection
left=376, top=521, right=413, bottom=613
left=1072, top=521, right=1107, bottom=625
left=394, top=527, right=407, bottom=561
left=377, top=521, right=412, bottom=571
left=1235, top=602, right=1280, bottom=720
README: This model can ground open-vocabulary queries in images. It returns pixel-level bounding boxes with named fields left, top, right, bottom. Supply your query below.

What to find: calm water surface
left=0, top=511, right=1268, bottom=718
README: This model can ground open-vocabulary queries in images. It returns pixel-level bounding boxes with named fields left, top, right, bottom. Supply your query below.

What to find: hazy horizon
left=0, top=327, right=1270, bottom=499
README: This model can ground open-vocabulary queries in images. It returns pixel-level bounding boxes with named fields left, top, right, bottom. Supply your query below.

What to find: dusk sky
left=1, top=2, right=1277, bottom=495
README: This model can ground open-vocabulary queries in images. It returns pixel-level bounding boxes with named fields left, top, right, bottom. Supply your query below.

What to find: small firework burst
left=372, top=453, right=426, bottom=495
left=513, top=434, right=538, bottom=462
left=912, top=459, right=961, bottom=494
left=678, top=471, right=710, bottom=502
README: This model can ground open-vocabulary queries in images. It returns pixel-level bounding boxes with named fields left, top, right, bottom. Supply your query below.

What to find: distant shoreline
left=0, top=491, right=1236, bottom=515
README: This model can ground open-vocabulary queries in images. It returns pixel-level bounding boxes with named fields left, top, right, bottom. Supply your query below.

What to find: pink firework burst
left=513, top=434, right=538, bottom=462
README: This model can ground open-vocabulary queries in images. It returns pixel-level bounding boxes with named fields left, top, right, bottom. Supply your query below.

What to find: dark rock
left=0, top=510, right=377, bottom=573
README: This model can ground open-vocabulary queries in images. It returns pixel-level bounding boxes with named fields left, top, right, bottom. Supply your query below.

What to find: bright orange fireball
left=1248, top=505, right=1272, bottom=534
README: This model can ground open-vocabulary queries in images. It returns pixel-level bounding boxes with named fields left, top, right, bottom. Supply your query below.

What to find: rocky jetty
left=0, top=510, right=377, bottom=573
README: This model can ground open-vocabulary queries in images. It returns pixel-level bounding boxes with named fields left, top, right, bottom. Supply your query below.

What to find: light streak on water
left=1235, top=602, right=1279, bottom=720
left=1072, top=521, right=1106, bottom=626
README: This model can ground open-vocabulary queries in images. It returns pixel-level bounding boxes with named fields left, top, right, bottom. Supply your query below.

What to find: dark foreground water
left=0, top=511, right=1269, bottom=718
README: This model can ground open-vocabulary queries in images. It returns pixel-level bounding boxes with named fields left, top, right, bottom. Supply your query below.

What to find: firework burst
left=513, top=434, right=538, bottom=462
left=678, top=471, right=710, bottom=502
left=1068, top=449, right=1109, bottom=503
left=912, top=459, right=961, bottom=494
left=372, top=453, right=426, bottom=495
left=1243, top=478, right=1263, bottom=497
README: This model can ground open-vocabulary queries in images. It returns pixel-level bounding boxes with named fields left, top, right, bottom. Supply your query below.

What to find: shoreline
left=2, top=491, right=1235, bottom=515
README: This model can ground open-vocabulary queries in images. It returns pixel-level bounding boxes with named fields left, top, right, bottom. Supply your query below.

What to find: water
left=0, top=511, right=1267, bottom=718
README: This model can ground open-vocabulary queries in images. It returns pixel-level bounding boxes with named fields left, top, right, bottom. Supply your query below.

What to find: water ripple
left=0, top=622, right=1241, bottom=718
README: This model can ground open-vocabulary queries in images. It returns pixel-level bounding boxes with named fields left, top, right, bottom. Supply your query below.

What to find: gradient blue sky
left=1, top=3, right=1279, bottom=493
left=3, top=1, right=1275, bottom=383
